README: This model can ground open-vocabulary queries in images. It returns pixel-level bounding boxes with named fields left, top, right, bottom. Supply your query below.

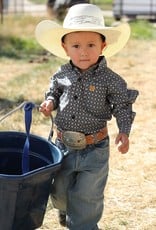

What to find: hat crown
left=35, top=3, right=130, bottom=59
left=63, top=4, right=105, bottom=29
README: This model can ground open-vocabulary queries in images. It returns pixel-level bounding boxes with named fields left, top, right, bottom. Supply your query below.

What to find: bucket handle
left=0, top=101, right=54, bottom=142
left=0, top=101, right=54, bottom=174
left=22, top=102, right=35, bottom=173
left=23, top=102, right=54, bottom=174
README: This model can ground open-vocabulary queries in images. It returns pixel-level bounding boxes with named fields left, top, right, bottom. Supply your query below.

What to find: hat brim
left=35, top=20, right=130, bottom=59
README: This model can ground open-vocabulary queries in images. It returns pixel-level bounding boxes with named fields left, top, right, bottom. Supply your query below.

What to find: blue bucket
left=0, top=102, right=63, bottom=230
left=0, top=131, right=63, bottom=230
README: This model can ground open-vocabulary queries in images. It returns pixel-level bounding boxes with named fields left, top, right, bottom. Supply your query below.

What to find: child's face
left=62, top=31, right=106, bottom=72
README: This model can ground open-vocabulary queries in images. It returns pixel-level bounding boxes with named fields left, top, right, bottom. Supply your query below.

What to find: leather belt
left=57, top=127, right=108, bottom=147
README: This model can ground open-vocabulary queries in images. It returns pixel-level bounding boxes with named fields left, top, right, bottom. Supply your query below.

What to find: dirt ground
left=0, top=39, right=156, bottom=229
left=38, top=39, right=156, bottom=230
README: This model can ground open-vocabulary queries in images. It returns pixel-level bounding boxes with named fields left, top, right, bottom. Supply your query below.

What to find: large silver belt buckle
left=62, top=131, right=87, bottom=150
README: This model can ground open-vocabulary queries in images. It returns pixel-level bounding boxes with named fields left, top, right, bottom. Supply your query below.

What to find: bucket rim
left=0, top=131, right=63, bottom=178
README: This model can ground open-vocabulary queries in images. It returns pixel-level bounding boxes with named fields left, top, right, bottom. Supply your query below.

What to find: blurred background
left=1, top=0, right=156, bottom=22
left=0, top=1, right=156, bottom=230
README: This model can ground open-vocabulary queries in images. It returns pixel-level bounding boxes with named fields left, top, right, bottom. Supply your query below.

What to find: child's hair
left=61, top=33, right=106, bottom=43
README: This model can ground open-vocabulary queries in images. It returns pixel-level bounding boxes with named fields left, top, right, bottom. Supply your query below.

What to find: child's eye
left=88, top=44, right=95, bottom=47
left=73, top=45, right=79, bottom=48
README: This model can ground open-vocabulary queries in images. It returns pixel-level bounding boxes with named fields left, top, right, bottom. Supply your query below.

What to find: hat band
left=64, top=15, right=104, bottom=28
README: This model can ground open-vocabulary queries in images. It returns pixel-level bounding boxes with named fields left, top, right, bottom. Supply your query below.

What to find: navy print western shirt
left=46, top=56, right=138, bottom=135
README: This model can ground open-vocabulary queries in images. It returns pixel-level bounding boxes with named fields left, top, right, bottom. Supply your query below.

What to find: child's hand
left=115, top=133, right=129, bottom=154
left=39, top=100, right=54, bottom=117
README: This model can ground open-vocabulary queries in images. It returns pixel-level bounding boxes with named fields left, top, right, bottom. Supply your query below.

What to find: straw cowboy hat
left=35, top=3, right=131, bottom=59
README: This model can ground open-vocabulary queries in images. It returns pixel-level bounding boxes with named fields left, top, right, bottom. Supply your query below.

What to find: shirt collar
left=69, top=56, right=107, bottom=74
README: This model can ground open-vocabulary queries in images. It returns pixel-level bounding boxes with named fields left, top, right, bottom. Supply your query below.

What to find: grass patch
left=119, top=219, right=128, bottom=226
left=91, top=0, right=113, bottom=10
left=0, top=35, right=44, bottom=59
left=130, top=20, right=156, bottom=40
left=0, top=15, right=46, bottom=59
left=29, top=0, right=45, bottom=4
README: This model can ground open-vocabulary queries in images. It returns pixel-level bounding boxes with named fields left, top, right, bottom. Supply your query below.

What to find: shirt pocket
left=83, top=83, right=109, bottom=118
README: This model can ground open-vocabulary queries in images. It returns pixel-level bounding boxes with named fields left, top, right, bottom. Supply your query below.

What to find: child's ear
left=101, top=42, right=107, bottom=54
left=62, top=42, right=68, bottom=56
left=102, top=42, right=107, bottom=50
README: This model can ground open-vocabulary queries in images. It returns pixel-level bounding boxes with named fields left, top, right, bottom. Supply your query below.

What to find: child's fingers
left=115, top=133, right=129, bottom=154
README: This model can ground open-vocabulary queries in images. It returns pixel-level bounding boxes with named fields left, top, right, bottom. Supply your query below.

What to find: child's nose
left=80, top=48, right=88, bottom=56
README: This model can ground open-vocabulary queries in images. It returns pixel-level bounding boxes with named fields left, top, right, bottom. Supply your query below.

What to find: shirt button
left=74, top=95, right=78, bottom=100
left=71, top=115, right=75, bottom=119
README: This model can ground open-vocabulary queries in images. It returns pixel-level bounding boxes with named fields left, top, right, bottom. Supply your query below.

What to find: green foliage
left=29, top=0, right=46, bottom=4
left=130, top=20, right=156, bottom=40
left=91, top=0, right=113, bottom=10
left=0, top=35, right=44, bottom=59
left=92, top=0, right=112, bottom=4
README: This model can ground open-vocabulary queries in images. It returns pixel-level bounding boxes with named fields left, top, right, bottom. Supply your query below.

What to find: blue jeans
left=51, top=137, right=110, bottom=230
